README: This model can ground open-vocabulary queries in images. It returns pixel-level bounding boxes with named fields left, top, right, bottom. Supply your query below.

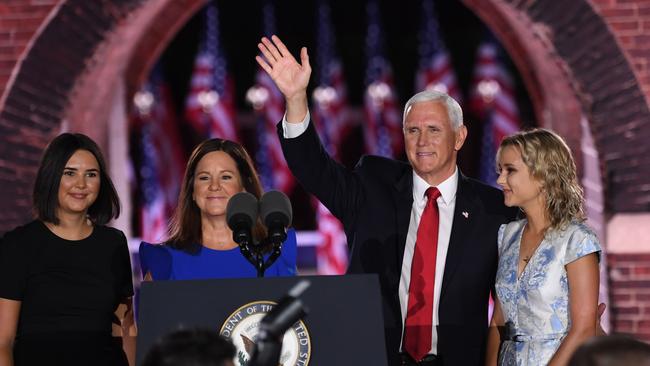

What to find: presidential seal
left=219, top=300, right=311, bottom=366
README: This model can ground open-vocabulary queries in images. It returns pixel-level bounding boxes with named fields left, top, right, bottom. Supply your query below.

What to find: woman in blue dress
left=486, top=129, right=601, bottom=366
left=139, top=138, right=297, bottom=281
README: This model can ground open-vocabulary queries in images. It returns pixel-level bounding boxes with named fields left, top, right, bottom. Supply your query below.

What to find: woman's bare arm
left=548, top=253, right=599, bottom=366
left=0, top=298, right=20, bottom=366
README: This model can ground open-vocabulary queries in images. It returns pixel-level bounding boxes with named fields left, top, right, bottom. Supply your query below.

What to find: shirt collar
left=412, top=166, right=459, bottom=205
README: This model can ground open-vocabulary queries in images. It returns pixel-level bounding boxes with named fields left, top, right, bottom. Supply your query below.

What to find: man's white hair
left=402, top=90, right=464, bottom=130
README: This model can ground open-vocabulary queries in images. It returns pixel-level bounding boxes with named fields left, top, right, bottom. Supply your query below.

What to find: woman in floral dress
left=486, top=129, right=601, bottom=366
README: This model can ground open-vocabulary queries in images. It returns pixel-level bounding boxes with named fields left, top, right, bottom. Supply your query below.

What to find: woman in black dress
left=0, top=133, right=134, bottom=366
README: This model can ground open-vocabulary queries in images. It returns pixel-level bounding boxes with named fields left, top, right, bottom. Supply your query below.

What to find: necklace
left=520, top=225, right=543, bottom=265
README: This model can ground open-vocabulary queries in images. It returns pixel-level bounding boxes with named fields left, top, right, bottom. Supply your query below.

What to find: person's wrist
left=286, top=91, right=307, bottom=106
left=285, top=92, right=308, bottom=123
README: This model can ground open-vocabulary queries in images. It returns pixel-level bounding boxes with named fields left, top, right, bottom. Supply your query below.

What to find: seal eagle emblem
left=220, top=300, right=311, bottom=366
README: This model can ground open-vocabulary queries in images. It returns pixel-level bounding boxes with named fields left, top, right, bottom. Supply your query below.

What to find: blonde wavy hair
left=498, top=128, right=585, bottom=230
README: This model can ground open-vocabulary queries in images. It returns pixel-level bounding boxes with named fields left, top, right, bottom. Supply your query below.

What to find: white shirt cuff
left=282, top=111, right=311, bottom=138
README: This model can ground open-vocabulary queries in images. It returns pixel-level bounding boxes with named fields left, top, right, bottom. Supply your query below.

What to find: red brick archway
left=464, top=0, right=584, bottom=164
left=464, top=0, right=650, bottom=214
left=0, top=0, right=209, bottom=230
left=2, top=0, right=650, bottom=339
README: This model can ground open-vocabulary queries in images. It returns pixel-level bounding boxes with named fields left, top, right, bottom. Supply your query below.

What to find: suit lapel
left=393, top=170, right=413, bottom=272
left=440, top=174, right=477, bottom=300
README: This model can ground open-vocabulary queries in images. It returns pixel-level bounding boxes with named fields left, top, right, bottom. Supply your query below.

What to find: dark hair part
left=141, top=328, right=236, bottom=366
left=568, top=335, right=650, bottom=366
left=33, top=133, right=120, bottom=225
left=167, top=138, right=266, bottom=251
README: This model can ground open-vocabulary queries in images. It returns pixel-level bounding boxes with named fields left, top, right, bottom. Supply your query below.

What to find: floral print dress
left=495, top=219, right=601, bottom=365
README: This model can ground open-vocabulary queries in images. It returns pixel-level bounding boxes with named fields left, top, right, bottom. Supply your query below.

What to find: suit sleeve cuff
left=282, top=111, right=311, bottom=138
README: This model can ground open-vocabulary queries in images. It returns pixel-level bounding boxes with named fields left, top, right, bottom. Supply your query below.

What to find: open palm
left=256, top=36, right=311, bottom=101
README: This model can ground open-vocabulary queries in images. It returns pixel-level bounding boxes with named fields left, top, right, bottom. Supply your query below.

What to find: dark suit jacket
left=279, top=120, right=517, bottom=365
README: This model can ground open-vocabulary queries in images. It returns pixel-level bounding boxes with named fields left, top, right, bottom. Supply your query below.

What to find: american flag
left=134, top=69, right=185, bottom=243
left=184, top=2, right=238, bottom=141
left=363, top=0, right=403, bottom=159
left=249, top=1, right=295, bottom=194
left=469, top=39, right=521, bottom=186
left=311, top=0, right=349, bottom=275
left=416, top=0, right=462, bottom=102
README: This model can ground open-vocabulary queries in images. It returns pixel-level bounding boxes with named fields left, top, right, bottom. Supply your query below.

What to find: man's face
left=403, top=100, right=467, bottom=186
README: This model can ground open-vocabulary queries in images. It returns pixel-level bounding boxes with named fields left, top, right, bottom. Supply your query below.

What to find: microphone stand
left=238, top=238, right=284, bottom=278
left=260, top=239, right=283, bottom=275
left=237, top=239, right=265, bottom=278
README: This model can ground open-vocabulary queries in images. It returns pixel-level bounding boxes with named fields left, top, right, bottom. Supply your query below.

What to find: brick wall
left=591, top=1, right=650, bottom=102
left=0, top=0, right=143, bottom=231
left=0, top=1, right=58, bottom=100
left=608, top=253, right=650, bottom=342
left=0, top=0, right=206, bottom=232
left=570, top=0, right=650, bottom=342
left=589, top=0, right=650, bottom=214
left=463, top=0, right=650, bottom=213
left=0, top=1, right=59, bottom=231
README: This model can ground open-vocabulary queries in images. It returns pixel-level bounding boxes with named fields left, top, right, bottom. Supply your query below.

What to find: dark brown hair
left=33, top=133, right=120, bottom=225
left=141, top=328, right=235, bottom=366
left=166, top=138, right=266, bottom=252
left=569, top=335, right=650, bottom=366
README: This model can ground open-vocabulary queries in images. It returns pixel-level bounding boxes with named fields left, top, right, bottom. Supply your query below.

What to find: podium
left=136, top=274, right=388, bottom=366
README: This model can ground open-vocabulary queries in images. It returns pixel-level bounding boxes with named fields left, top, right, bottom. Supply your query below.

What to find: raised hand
left=256, top=35, right=311, bottom=122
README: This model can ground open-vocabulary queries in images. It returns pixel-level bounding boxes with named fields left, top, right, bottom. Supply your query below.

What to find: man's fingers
left=261, top=37, right=282, bottom=63
left=596, top=302, right=608, bottom=336
left=272, top=35, right=291, bottom=58
left=300, top=47, right=310, bottom=70
left=255, top=55, right=272, bottom=75
left=258, top=42, right=277, bottom=64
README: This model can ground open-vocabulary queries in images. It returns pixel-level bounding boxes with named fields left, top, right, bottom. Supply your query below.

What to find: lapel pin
left=462, top=211, right=469, bottom=219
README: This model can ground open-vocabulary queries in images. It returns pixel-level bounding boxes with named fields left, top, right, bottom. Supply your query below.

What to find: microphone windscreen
left=259, top=190, right=292, bottom=227
left=226, top=192, right=258, bottom=229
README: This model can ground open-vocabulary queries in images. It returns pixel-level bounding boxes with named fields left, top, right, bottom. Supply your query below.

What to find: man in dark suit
left=256, top=35, right=517, bottom=366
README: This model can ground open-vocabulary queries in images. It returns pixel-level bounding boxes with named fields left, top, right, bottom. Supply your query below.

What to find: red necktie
left=404, top=187, right=441, bottom=361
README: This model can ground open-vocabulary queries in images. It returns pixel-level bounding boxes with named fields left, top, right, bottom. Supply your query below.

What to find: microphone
left=249, top=280, right=310, bottom=366
left=259, top=190, right=292, bottom=244
left=226, top=192, right=258, bottom=245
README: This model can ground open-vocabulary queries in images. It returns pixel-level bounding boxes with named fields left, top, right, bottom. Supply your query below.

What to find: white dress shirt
left=398, top=169, right=458, bottom=355
left=282, top=111, right=310, bottom=138
left=282, top=112, right=459, bottom=356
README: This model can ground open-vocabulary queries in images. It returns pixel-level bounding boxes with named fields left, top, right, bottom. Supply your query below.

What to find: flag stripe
left=184, top=3, right=238, bottom=141
left=470, top=40, right=521, bottom=186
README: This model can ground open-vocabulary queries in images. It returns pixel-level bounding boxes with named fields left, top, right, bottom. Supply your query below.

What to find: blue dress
left=495, top=219, right=601, bottom=366
left=139, top=229, right=297, bottom=280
